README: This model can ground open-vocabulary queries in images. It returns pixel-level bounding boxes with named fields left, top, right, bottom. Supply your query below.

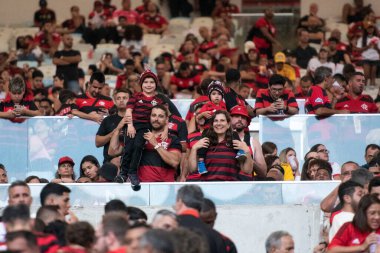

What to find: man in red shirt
left=295, top=76, right=313, bottom=98
left=34, top=21, right=61, bottom=57
left=305, top=66, right=350, bottom=115
left=212, top=0, right=240, bottom=18
left=139, top=2, right=168, bottom=34
left=170, top=62, right=201, bottom=98
left=335, top=72, right=378, bottom=113
left=112, top=0, right=139, bottom=25
left=255, top=74, right=299, bottom=115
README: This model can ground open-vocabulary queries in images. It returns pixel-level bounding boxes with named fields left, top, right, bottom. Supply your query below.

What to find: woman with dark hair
left=328, top=194, right=380, bottom=252
left=188, top=110, right=253, bottom=181
left=300, top=157, right=317, bottom=181
left=262, top=141, right=277, bottom=157
left=25, top=175, right=41, bottom=183
left=80, top=155, right=100, bottom=182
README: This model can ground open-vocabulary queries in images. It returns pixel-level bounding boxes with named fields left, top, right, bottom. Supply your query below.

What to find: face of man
left=200, top=209, right=217, bottom=228
left=63, top=35, right=73, bottom=49
left=39, top=101, right=52, bottom=116
left=315, top=168, right=331, bottom=180
left=126, top=227, right=150, bottom=253
left=89, top=80, right=104, bottom=98
left=8, top=186, right=33, bottom=207
left=7, top=237, right=39, bottom=253
left=300, top=80, right=312, bottom=95
left=0, top=168, right=8, bottom=183
left=114, top=92, right=129, bottom=110
left=269, top=84, right=284, bottom=101
left=231, top=114, right=248, bottom=132
left=93, top=225, right=108, bottom=253
left=273, top=235, right=294, bottom=253
left=366, top=147, right=379, bottom=163
left=150, top=108, right=168, bottom=131
left=369, top=166, right=380, bottom=176
left=151, top=216, right=178, bottom=231
left=340, top=162, right=358, bottom=182
left=239, top=86, right=250, bottom=99
left=48, top=192, right=71, bottom=216
left=349, top=186, right=364, bottom=211
left=299, top=31, right=309, bottom=44
left=350, top=74, right=365, bottom=96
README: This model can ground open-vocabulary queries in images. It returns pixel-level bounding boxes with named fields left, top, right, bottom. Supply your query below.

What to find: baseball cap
left=244, top=41, right=257, bottom=54
left=94, top=0, right=103, bottom=7
left=58, top=156, right=75, bottom=166
left=99, top=162, right=118, bottom=182
left=274, top=52, right=286, bottom=63
left=230, top=105, right=249, bottom=118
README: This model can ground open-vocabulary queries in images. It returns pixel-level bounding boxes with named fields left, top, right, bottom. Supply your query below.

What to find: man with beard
left=335, top=72, right=378, bottom=113
left=230, top=106, right=267, bottom=178
left=76, top=72, right=114, bottom=115
left=137, top=105, right=182, bottom=182
left=329, top=180, right=364, bottom=242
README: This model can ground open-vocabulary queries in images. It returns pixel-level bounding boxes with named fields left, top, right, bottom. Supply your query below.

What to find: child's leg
left=128, top=127, right=149, bottom=176
left=119, top=132, right=135, bottom=178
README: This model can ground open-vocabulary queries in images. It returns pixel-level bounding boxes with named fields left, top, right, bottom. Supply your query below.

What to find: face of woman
left=82, top=161, right=99, bottom=180
left=212, top=113, right=230, bottom=135
left=308, top=164, right=319, bottom=180
left=366, top=203, right=380, bottom=231
left=58, top=163, right=74, bottom=177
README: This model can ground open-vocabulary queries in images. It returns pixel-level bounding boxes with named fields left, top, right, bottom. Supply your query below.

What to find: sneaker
left=198, top=161, right=208, bottom=174
left=129, top=174, right=141, bottom=191
left=235, top=150, right=247, bottom=163
left=114, top=175, right=127, bottom=183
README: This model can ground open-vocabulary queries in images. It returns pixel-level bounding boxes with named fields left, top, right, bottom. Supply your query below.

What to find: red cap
left=58, top=156, right=75, bottom=166
left=94, top=1, right=103, bottom=7
left=230, top=106, right=249, bottom=118
left=139, top=69, right=159, bottom=88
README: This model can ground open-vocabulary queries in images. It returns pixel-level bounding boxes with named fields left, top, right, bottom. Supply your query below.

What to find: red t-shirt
left=253, top=17, right=275, bottom=49
left=185, top=95, right=209, bottom=121
left=198, top=101, right=227, bottom=129
left=34, top=32, right=61, bottom=51
left=170, top=73, right=201, bottom=91
left=335, top=95, right=378, bottom=113
left=138, top=135, right=182, bottom=182
left=305, top=85, right=331, bottom=114
left=329, top=222, right=380, bottom=249
left=255, top=89, right=298, bottom=111
left=113, top=9, right=139, bottom=24
left=139, top=13, right=168, bottom=30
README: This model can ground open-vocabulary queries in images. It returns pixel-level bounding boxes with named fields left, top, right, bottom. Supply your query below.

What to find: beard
left=151, top=122, right=165, bottom=131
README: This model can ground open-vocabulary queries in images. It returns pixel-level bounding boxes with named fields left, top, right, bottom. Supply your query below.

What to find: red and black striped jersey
left=138, top=135, right=182, bottom=182
left=55, top=104, right=79, bottom=116
left=185, top=95, right=209, bottom=121
left=76, top=93, right=114, bottom=114
left=305, top=86, right=331, bottom=114
left=127, top=92, right=169, bottom=124
left=335, top=95, right=378, bottom=113
left=255, top=89, right=298, bottom=113
left=168, top=114, right=188, bottom=142
left=186, top=131, right=203, bottom=181
left=224, top=87, right=247, bottom=111
left=201, top=140, right=239, bottom=181
left=0, top=99, right=38, bottom=123
left=35, top=232, right=60, bottom=253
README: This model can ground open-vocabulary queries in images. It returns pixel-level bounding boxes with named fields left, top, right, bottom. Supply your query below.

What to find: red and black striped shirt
left=198, top=101, right=227, bottom=129
left=335, top=95, right=377, bottom=113
left=138, top=135, right=182, bottom=182
left=0, top=99, right=38, bottom=123
left=255, top=89, right=298, bottom=113
left=201, top=140, right=239, bottom=181
left=186, top=131, right=203, bottom=181
left=76, top=93, right=114, bottom=114
left=127, top=92, right=169, bottom=124
left=185, top=95, right=209, bottom=121
left=305, top=85, right=331, bottom=114
left=168, top=114, right=188, bottom=142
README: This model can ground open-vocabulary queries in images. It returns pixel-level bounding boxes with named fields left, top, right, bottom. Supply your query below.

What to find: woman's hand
left=193, top=138, right=209, bottom=150
left=361, top=232, right=378, bottom=251
left=233, top=140, right=250, bottom=153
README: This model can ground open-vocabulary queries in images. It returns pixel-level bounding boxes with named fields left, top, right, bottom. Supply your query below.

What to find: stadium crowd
left=0, top=0, right=380, bottom=252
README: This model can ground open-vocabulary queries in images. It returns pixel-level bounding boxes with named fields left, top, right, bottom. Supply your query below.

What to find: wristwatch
left=154, top=144, right=160, bottom=150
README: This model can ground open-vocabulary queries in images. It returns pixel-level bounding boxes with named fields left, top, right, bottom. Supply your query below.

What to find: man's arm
left=286, top=106, right=299, bottom=115
left=95, top=130, right=115, bottom=147
left=61, top=54, right=82, bottom=63
left=320, top=185, right=339, bottom=212
left=314, top=107, right=349, bottom=117
left=156, top=148, right=181, bottom=169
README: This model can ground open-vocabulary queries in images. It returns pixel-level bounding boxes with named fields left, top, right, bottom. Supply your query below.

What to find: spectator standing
left=174, top=185, right=227, bottom=253
left=335, top=72, right=378, bottom=113
left=96, top=88, right=130, bottom=163
left=53, top=34, right=82, bottom=94
left=34, top=0, right=56, bottom=27
left=250, top=8, right=282, bottom=59
left=297, top=3, right=325, bottom=44
left=255, top=74, right=299, bottom=116
left=305, top=66, right=349, bottom=115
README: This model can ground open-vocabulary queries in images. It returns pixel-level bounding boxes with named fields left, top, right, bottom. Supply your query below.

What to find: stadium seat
left=74, top=43, right=93, bottom=53
left=191, top=17, right=213, bottom=30
left=143, top=34, right=162, bottom=50
left=93, top=43, right=119, bottom=61
left=168, top=17, right=191, bottom=34
left=148, top=43, right=175, bottom=65
left=39, top=65, right=56, bottom=86
left=105, top=75, right=117, bottom=88
left=12, top=27, right=39, bottom=38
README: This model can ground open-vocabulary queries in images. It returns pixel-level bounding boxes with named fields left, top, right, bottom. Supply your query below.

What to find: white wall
left=301, top=0, right=380, bottom=21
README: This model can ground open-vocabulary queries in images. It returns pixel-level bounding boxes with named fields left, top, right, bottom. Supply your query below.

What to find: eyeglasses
left=317, top=149, right=329, bottom=154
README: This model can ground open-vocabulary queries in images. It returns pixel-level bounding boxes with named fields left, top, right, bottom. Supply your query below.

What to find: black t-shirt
left=96, top=114, right=123, bottom=163
left=329, top=50, right=345, bottom=64
left=294, top=46, right=317, bottom=69
left=53, top=49, right=81, bottom=81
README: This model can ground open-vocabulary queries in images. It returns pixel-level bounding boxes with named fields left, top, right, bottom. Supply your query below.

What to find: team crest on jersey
left=168, top=122, right=174, bottom=129
left=314, top=97, right=323, bottom=103
left=139, top=100, right=143, bottom=103
left=160, top=141, right=168, bottom=150
left=361, top=104, right=368, bottom=111
left=99, top=101, right=105, bottom=106
left=352, top=238, right=360, bottom=244
left=151, top=99, right=158, bottom=106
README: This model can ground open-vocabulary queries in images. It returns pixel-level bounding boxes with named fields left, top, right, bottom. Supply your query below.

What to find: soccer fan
left=59, top=221, right=95, bottom=253
left=79, top=155, right=101, bottom=182
left=265, top=231, right=295, bottom=253
left=151, top=210, right=178, bottom=231
left=125, top=222, right=151, bottom=253
left=34, top=21, right=61, bottom=57
left=40, top=183, right=72, bottom=218
left=52, top=34, right=82, bottom=94
left=112, top=0, right=139, bottom=26
left=305, top=66, right=349, bottom=115
left=170, top=62, right=202, bottom=98
left=273, top=52, right=296, bottom=84
left=329, top=181, right=364, bottom=242
left=362, top=144, right=380, bottom=169
left=34, top=0, right=56, bottom=27
left=293, top=29, right=318, bottom=69
left=174, top=185, right=227, bottom=253
left=7, top=180, right=33, bottom=207
left=0, top=165, right=8, bottom=184
left=139, top=2, right=168, bottom=35
left=38, top=98, right=54, bottom=116
left=335, top=72, right=378, bottom=113
left=6, top=231, right=40, bottom=253
left=295, top=75, right=313, bottom=98
left=297, top=3, right=325, bottom=44
left=96, top=88, right=130, bottom=163
left=255, top=74, right=299, bottom=115
left=0, top=76, right=40, bottom=120
left=51, top=156, right=76, bottom=183
left=76, top=72, right=114, bottom=115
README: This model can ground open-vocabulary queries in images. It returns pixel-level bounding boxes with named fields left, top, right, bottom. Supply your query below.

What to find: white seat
left=93, top=43, right=119, bottom=61
left=38, top=65, right=56, bottom=78
left=191, top=17, right=213, bottom=30
left=148, top=44, right=175, bottom=65
left=105, top=75, right=117, bottom=88
left=143, top=34, right=162, bottom=49
left=74, top=43, right=93, bottom=53
left=13, top=27, right=39, bottom=37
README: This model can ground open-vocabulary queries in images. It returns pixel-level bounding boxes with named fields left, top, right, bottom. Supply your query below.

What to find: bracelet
left=154, top=144, right=160, bottom=150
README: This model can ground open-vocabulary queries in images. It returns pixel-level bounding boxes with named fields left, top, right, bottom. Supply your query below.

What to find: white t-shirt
left=307, top=57, right=336, bottom=74
left=357, top=36, right=380, bottom=61
left=329, top=211, right=355, bottom=242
